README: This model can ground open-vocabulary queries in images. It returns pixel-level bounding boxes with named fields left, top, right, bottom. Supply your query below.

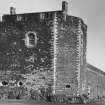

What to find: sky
left=0, top=0, right=105, bottom=71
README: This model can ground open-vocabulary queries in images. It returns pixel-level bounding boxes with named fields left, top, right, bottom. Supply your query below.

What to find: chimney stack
left=10, top=7, right=16, bottom=15
left=62, top=1, right=68, bottom=20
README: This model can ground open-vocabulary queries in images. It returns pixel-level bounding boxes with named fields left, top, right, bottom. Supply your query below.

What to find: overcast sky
left=0, top=0, right=105, bottom=71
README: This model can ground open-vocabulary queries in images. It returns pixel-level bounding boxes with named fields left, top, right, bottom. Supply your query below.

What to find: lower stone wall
left=84, top=63, right=105, bottom=99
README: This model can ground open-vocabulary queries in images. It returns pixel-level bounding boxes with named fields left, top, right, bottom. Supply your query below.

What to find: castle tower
left=0, top=1, right=87, bottom=96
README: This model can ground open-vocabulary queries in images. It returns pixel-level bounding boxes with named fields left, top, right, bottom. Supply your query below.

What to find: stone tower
left=0, top=1, right=87, bottom=96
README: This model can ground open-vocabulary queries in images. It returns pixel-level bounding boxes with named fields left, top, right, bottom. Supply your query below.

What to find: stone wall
left=85, top=63, right=105, bottom=99
left=0, top=2, right=87, bottom=97
left=55, top=14, right=87, bottom=95
left=0, top=12, right=57, bottom=92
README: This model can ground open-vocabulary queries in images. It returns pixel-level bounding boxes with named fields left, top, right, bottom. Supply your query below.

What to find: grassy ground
left=0, top=99, right=104, bottom=105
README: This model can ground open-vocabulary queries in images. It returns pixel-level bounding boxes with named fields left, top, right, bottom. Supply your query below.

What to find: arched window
left=25, top=31, right=37, bottom=48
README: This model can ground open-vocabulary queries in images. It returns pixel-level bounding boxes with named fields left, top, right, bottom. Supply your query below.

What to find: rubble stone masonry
left=0, top=1, right=87, bottom=96
left=85, top=63, right=105, bottom=99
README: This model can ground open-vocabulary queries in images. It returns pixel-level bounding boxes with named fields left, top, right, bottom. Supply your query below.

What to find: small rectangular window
left=25, top=31, right=37, bottom=48
left=45, top=13, right=49, bottom=19
left=17, top=15, right=22, bottom=21
left=40, top=13, right=45, bottom=20
left=66, top=84, right=71, bottom=88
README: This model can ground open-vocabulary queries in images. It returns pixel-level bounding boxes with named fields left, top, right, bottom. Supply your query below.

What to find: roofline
left=86, top=63, right=105, bottom=76
left=2, top=10, right=62, bottom=16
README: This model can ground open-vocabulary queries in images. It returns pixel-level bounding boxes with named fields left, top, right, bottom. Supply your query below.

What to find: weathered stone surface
left=0, top=2, right=87, bottom=97
left=54, top=15, right=87, bottom=95
left=84, top=63, right=105, bottom=99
